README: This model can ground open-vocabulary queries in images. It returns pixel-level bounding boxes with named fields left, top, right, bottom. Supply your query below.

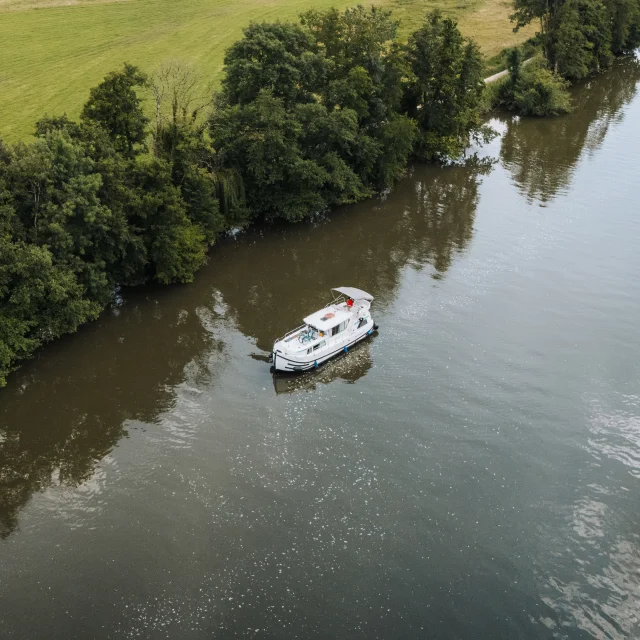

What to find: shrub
left=494, top=52, right=572, bottom=116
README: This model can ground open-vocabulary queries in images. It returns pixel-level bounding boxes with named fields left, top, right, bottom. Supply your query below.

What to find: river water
left=1, top=58, right=640, bottom=639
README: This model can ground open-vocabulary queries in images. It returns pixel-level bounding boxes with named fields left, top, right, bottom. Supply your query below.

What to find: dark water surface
left=2, top=58, right=640, bottom=639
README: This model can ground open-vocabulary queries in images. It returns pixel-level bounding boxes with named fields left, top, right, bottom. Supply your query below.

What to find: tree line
left=513, top=0, right=640, bottom=80
left=494, top=0, right=640, bottom=114
left=0, top=3, right=638, bottom=385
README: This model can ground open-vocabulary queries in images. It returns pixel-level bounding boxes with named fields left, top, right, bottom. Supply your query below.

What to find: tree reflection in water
left=205, top=157, right=489, bottom=353
left=0, top=292, right=220, bottom=539
left=500, top=57, right=640, bottom=205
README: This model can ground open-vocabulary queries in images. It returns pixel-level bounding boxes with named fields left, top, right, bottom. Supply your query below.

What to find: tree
left=212, top=91, right=333, bottom=222
left=302, top=6, right=415, bottom=186
left=5, top=129, right=140, bottom=304
left=554, top=0, right=612, bottom=80
left=496, top=52, right=572, bottom=115
left=301, top=6, right=404, bottom=123
left=222, top=22, right=326, bottom=107
left=404, top=11, right=486, bottom=161
left=606, top=0, right=640, bottom=53
left=0, top=233, right=101, bottom=387
left=210, top=6, right=417, bottom=224
left=126, top=159, right=207, bottom=284
left=81, top=63, right=149, bottom=156
left=510, top=0, right=636, bottom=80
left=151, top=61, right=226, bottom=243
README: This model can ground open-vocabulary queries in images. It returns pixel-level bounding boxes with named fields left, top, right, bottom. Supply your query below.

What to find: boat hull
left=271, top=324, right=378, bottom=373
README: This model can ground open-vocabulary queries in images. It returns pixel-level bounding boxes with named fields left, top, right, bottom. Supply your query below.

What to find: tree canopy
left=511, top=0, right=640, bottom=80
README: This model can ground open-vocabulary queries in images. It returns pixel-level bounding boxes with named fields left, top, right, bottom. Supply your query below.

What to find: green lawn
left=0, top=0, right=532, bottom=141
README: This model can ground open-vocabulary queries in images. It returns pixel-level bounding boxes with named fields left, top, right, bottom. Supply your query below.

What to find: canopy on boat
left=304, top=306, right=351, bottom=330
left=331, top=286, right=374, bottom=301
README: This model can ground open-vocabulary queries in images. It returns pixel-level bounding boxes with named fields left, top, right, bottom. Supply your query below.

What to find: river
left=1, top=57, right=640, bottom=639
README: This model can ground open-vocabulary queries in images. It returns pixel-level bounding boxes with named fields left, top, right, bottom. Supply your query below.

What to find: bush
left=512, top=67, right=572, bottom=115
left=494, top=52, right=572, bottom=116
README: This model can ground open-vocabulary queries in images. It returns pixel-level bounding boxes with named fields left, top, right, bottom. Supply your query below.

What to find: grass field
left=0, top=0, right=533, bottom=141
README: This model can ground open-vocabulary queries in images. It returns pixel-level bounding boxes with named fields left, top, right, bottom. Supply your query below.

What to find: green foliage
left=495, top=54, right=572, bottom=115
left=128, top=158, right=208, bottom=284
left=511, top=0, right=638, bottom=80
left=404, top=11, right=486, bottom=161
left=81, top=63, right=149, bottom=156
left=4, top=130, right=135, bottom=304
left=554, top=0, right=612, bottom=80
left=211, top=91, right=367, bottom=222
left=211, top=6, right=420, bottom=223
left=222, top=22, right=326, bottom=107
left=0, top=234, right=102, bottom=387
left=513, top=67, right=573, bottom=115
left=150, top=62, right=226, bottom=243
left=606, top=0, right=640, bottom=52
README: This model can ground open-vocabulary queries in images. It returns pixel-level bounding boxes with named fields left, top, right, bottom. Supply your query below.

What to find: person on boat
left=346, top=298, right=354, bottom=308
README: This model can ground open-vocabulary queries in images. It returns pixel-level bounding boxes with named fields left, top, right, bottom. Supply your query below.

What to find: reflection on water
left=205, top=158, right=487, bottom=352
left=0, top=295, right=220, bottom=538
left=588, top=394, right=640, bottom=479
left=500, top=57, right=640, bottom=205
left=538, top=391, right=640, bottom=639
left=541, top=494, right=640, bottom=640
left=272, top=336, right=375, bottom=394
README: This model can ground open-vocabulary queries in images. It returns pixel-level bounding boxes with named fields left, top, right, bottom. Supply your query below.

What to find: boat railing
left=276, top=324, right=307, bottom=344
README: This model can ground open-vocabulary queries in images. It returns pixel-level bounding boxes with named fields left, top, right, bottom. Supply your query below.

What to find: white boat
left=270, top=287, right=378, bottom=373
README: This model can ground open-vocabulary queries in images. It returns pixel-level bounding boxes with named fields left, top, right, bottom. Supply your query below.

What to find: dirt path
left=484, top=57, right=533, bottom=83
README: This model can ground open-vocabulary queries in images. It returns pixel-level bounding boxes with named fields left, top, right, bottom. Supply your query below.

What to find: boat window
left=331, top=320, right=349, bottom=336
left=313, top=340, right=326, bottom=351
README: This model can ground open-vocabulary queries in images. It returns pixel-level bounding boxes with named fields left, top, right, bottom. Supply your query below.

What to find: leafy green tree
left=81, top=63, right=149, bottom=156
left=151, top=62, right=226, bottom=243
left=606, top=0, right=640, bottom=52
left=212, top=91, right=336, bottom=222
left=496, top=53, right=572, bottom=115
left=210, top=6, right=416, bottom=224
left=404, top=11, right=486, bottom=161
left=301, top=5, right=415, bottom=184
left=5, top=130, right=139, bottom=304
left=510, top=0, right=638, bottom=80
left=301, top=6, right=402, bottom=116
left=554, top=0, right=612, bottom=79
left=375, top=115, right=418, bottom=186
left=513, top=67, right=573, bottom=115
left=127, top=159, right=207, bottom=284
left=222, top=22, right=326, bottom=107
left=0, top=232, right=101, bottom=387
